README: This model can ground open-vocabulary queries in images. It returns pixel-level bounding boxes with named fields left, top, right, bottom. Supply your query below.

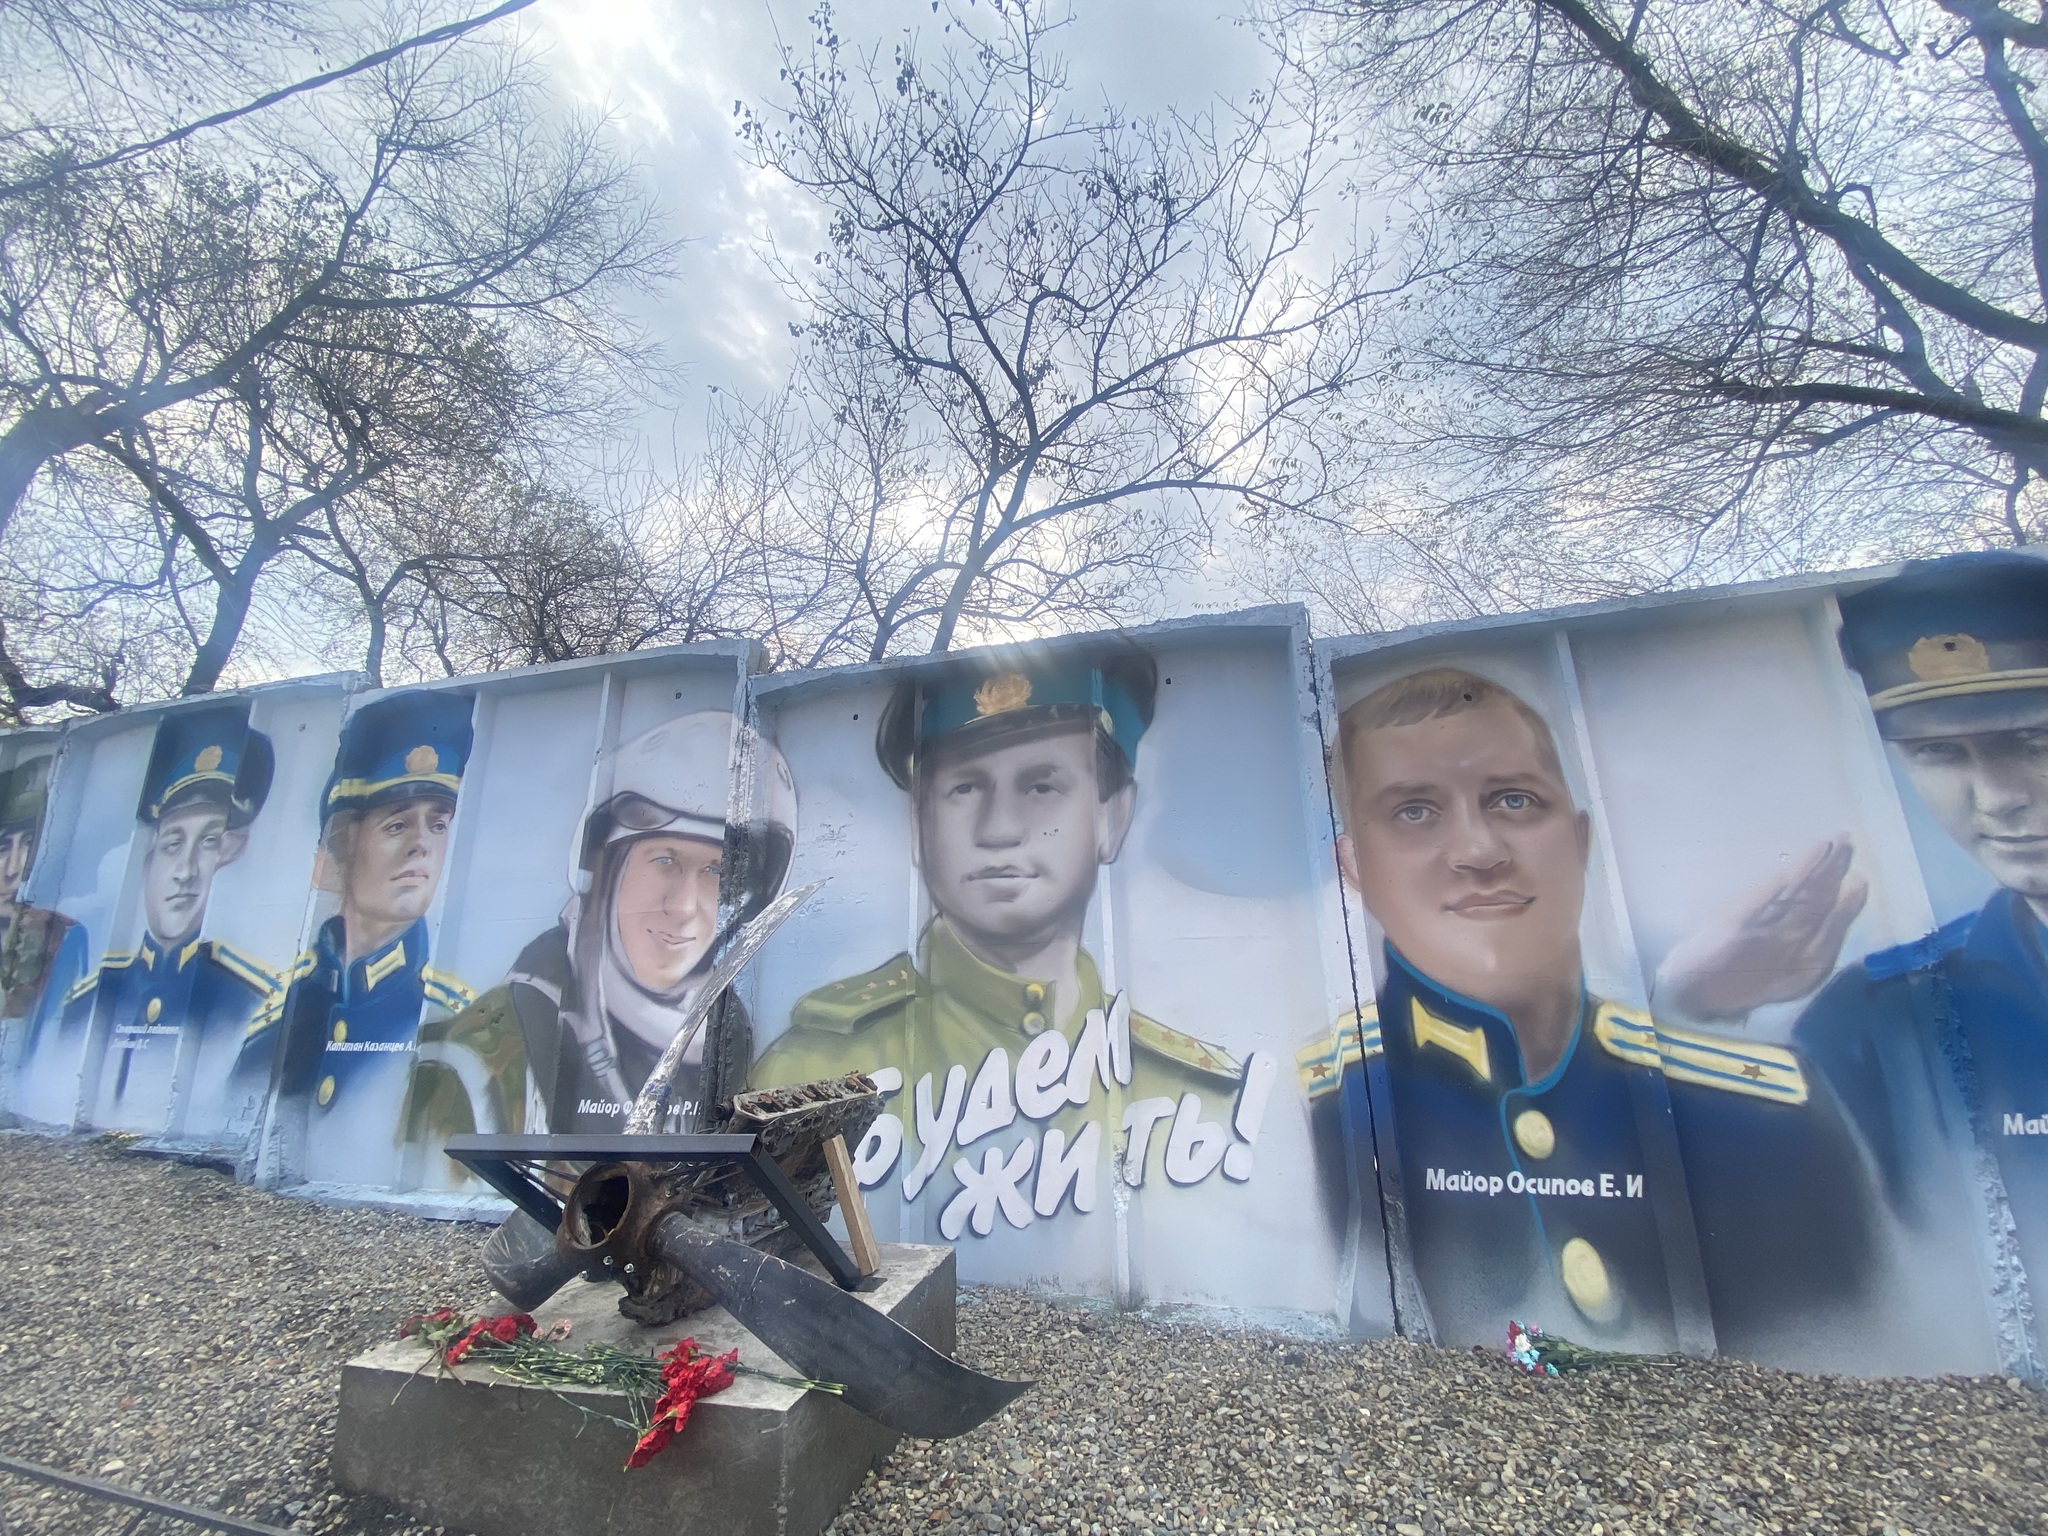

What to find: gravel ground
left=0, top=1131, right=2044, bottom=1536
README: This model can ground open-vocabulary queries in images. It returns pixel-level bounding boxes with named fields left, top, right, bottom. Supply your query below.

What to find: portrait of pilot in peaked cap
left=239, top=690, right=478, bottom=1186
left=1298, top=665, right=1880, bottom=1356
left=62, top=705, right=281, bottom=1127
left=1654, top=551, right=2048, bottom=1330
left=751, top=645, right=1245, bottom=1230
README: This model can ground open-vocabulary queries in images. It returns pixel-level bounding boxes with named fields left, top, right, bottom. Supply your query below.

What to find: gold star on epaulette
left=790, top=956, right=920, bottom=1035
left=1294, top=1006, right=1382, bottom=1099
left=1130, top=1013, right=1240, bottom=1082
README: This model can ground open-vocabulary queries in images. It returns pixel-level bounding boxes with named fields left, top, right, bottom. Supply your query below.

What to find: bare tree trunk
left=180, top=561, right=261, bottom=695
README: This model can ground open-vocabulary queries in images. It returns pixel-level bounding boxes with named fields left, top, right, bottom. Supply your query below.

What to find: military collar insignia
left=1410, top=997, right=1491, bottom=1084
left=362, top=939, right=409, bottom=991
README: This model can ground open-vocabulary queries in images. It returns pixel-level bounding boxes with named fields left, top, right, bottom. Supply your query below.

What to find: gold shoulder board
left=1655, top=1017, right=1808, bottom=1105
left=1131, top=1011, right=1241, bottom=1082
left=1591, top=1001, right=1662, bottom=1070
left=421, top=966, right=478, bottom=1013
left=1594, top=1001, right=1808, bottom=1105
left=207, top=942, right=281, bottom=995
left=245, top=993, right=285, bottom=1038
left=789, top=955, right=920, bottom=1035
left=1295, top=1005, right=1382, bottom=1099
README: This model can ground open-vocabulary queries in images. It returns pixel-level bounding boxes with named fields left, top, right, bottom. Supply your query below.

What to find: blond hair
left=1337, top=667, right=1566, bottom=786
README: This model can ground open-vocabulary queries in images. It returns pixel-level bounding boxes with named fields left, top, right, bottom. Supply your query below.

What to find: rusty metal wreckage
left=450, top=878, right=1032, bottom=1442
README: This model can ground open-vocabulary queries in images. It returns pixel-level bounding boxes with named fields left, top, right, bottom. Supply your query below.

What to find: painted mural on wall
left=738, top=619, right=1340, bottom=1321
left=0, top=753, right=76, bottom=1019
left=1302, top=664, right=1878, bottom=1364
left=0, top=555, right=2043, bottom=1377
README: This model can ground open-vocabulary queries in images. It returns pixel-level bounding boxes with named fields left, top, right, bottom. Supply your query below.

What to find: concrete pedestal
left=334, top=1243, right=955, bottom=1536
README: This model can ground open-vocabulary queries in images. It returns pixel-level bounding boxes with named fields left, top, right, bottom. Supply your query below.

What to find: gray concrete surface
left=333, top=1243, right=954, bottom=1536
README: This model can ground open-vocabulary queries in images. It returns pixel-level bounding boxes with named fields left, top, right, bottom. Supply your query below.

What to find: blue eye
left=1497, top=792, right=1533, bottom=811
left=1393, top=805, right=1432, bottom=823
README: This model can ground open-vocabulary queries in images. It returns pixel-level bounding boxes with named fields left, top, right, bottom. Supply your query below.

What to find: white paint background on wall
left=430, top=679, right=606, bottom=999
left=1112, top=635, right=1342, bottom=1322
left=1568, top=600, right=1934, bottom=1038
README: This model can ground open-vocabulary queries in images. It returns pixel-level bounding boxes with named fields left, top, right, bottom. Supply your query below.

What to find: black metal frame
left=0, top=1453, right=295, bottom=1536
left=444, top=1132, right=869, bottom=1291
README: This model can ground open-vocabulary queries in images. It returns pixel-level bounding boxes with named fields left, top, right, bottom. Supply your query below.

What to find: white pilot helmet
left=576, top=711, right=797, bottom=925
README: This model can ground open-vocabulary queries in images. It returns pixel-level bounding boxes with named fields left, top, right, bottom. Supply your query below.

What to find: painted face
left=612, top=833, right=724, bottom=993
left=343, top=796, right=452, bottom=931
left=915, top=727, right=1122, bottom=950
left=1894, top=726, right=2048, bottom=900
left=0, top=826, right=32, bottom=908
left=142, top=804, right=237, bottom=945
left=1342, top=700, right=1590, bottom=1017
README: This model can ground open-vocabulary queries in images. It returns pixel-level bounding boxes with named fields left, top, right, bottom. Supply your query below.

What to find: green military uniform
left=755, top=918, right=1242, bottom=1197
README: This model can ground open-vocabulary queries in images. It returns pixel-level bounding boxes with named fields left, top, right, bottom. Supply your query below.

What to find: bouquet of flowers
left=398, top=1308, right=840, bottom=1468
left=1505, top=1319, right=1667, bottom=1376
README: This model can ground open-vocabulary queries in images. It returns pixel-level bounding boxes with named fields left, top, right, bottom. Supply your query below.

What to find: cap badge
left=1907, top=633, right=1991, bottom=682
left=194, top=745, right=224, bottom=774
left=973, top=672, right=1033, bottom=717
left=404, top=744, right=440, bottom=775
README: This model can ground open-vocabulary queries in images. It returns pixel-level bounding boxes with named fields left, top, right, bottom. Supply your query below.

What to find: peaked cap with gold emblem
left=137, top=702, right=273, bottom=828
left=0, top=753, right=53, bottom=834
left=874, top=644, right=1158, bottom=790
left=1839, top=552, right=2048, bottom=739
left=322, top=690, right=474, bottom=823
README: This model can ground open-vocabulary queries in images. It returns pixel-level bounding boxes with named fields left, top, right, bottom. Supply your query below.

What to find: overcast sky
left=524, top=0, right=1274, bottom=459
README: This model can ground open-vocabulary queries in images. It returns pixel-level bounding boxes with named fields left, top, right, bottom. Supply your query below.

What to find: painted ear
left=218, top=828, right=251, bottom=866
left=1574, top=809, right=1592, bottom=866
left=310, top=843, right=345, bottom=895
left=1097, top=781, right=1136, bottom=865
left=1336, top=832, right=1362, bottom=892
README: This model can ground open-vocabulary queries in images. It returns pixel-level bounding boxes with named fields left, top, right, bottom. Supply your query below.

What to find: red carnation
left=399, top=1307, right=458, bottom=1339
left=625, top=1338, right=738, bottom=1469
left=445, top=1312, right=535, bottom=1366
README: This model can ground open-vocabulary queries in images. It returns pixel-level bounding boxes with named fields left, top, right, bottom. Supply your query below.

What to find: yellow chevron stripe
left=209, top=942, right=281, bottom=995
left=1593, top=1001, right=1807, bottom=1104
left=1295, top=1006, right=1383, bottom=1098
left=420, top=966, right=476, bottom=1011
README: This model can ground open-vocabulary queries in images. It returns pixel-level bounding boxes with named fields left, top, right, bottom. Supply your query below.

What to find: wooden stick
left=822, top=1134, right=882, bottom=1277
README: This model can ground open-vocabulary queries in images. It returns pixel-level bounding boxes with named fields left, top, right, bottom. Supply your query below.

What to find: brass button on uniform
left=317, top=1075, right=336, bottom=1107
left=1512, top=1108, right=1555, bottom=1159
left=1022, top=982, right=1046, bottom=1006
left=1021, top=1010, right=1046, bottom=1033
left=144, top=997, right=162, bottom=1023
left=332, top=1019, right=347, bottom=1043
left=1560, top=1237, right=1614, bottom=1319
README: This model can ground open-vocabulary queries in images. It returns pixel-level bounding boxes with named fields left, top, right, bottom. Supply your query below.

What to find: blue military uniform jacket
left=64, top=933, right=278, bottom=1109
left=1300, top=947, right=1877, bottom=1357
left=1794, top=888, right=2048, bottom=1305
left=242, top=915, right=475, bottom=1114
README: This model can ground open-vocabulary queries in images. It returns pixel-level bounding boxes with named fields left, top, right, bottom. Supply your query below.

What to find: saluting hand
left=1652, top=837, right=1868, bottom=1022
